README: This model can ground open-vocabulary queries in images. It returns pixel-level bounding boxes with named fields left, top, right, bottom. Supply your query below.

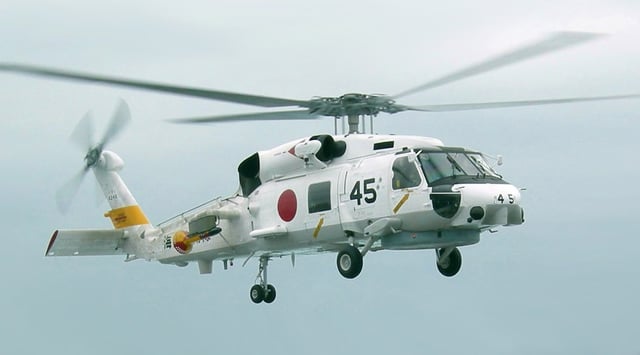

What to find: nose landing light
left=469, top=206, right=485, bottom=221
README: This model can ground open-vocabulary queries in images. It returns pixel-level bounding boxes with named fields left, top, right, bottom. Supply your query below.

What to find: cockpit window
left=467, top=153, right=500, bottom=178
left=418, top=151, right=500, bottom=184
left=392, top=156, right=422, bottom=190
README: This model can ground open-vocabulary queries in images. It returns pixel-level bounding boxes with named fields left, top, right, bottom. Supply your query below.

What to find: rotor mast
left=336, top=114, right=373, bottom=135
left=347, top=114, right=360, bottom=134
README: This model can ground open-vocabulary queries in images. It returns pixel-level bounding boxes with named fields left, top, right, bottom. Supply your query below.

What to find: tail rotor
left=56, top=99, right=131, bottom=213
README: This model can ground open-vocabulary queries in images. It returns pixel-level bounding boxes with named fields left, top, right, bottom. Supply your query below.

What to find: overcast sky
left=2, top=1, right=640, bottom=354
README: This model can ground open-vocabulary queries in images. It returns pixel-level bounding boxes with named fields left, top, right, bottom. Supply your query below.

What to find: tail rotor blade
left=56, top=167, right=89, bottom=214
left=94, top=178, right=105, bottom=208
left=100, top=99, right=131, bottom=147
left=69, top=111, right=95, bottom=151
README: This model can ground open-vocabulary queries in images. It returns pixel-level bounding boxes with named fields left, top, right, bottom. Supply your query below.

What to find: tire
left=264, top=284, right=276, bottom=304
left=436, top=247, right=462, bottom=277
left=250, top=284, right=264, bottom=303
left=336, top=245, right=363, bottom=279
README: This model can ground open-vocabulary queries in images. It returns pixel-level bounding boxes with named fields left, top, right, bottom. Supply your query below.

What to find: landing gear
left=264, top=284, right=276, bottom=303
left=336, top=245, right=363, bottom=279
left=250, top=284, right=264, bottom=303
left=436, top=247, right=462, bottom=277
left=250, top=256, right=277, bottom=304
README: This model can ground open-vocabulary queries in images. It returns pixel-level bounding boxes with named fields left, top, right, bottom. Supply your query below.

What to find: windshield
left=417, top=151, right=500, bottom=184
left=467, top=153, right=500, bottom=177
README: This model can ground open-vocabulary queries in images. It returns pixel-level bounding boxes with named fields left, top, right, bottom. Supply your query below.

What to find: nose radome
left=453, top=183, right=521, bottom=205
left=452, top=184, right=523, bottom=227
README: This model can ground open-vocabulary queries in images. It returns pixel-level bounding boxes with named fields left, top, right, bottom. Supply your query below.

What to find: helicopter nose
left=452, top=183, right=524, bottom=227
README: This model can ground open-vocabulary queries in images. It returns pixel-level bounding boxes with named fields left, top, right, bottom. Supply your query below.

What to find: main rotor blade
left=406, top=94, right=640, bottom=112
left=168, top=109, right=320, bottom=124
left=100, top=99, right=131, bottom=147
left=56, top=167, right=89, bottom=214
left=69, top=111, right=95, bottom=151
left=394, top=31, right=605, bottom=99
left=0, top=63, right=310, bottom=108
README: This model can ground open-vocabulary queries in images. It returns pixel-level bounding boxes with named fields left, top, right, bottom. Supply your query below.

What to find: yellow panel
left=312, top=217, right=324, bottom=239
left=104, top=205, right=150, bottom=229
left=393, top=193, right=410, bottom=214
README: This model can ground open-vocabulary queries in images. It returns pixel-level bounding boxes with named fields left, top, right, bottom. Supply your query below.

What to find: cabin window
left=392, top=156, right=422, bottom=190
left=308, top=181, right=331, bottom=213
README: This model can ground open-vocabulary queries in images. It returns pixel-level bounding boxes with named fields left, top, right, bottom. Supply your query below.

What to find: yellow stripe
left=312, top=217, right=324, bottom=239
left=104, top=205, right=149, bottom=229
left=393, top=194, right=410, bottom=214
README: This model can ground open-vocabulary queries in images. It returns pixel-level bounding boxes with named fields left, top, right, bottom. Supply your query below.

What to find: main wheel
left=250, top=284, right=265, bottom=303
left=436, top=247, right=462, bottom=277
left=336, top=245, right=363, bottom=279
left=264, top=284, right=276, bottom=303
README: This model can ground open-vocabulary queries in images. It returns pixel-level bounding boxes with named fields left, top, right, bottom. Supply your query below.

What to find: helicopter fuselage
left=150, top=134, right=524, bottom=270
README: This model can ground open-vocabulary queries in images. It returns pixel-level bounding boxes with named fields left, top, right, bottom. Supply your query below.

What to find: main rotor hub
left=309, top=93, right=399, bottom=117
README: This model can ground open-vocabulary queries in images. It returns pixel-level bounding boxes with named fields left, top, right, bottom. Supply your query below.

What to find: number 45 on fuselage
left=46, top=127, right=524, bottom=304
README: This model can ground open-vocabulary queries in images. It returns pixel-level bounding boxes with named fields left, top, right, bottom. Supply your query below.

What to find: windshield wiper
left=446, top=155, right=464, bottom=176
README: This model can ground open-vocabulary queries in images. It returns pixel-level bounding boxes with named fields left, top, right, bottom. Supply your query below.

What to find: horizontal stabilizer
left=45, top=229, right=127, bottom=256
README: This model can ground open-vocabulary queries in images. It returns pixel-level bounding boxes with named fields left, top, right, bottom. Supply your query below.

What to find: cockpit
left=417, top=149, right=503, bottom=186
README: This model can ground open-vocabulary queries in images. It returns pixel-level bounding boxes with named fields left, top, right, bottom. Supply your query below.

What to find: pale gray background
left=1, top=1, right=639, bottom=354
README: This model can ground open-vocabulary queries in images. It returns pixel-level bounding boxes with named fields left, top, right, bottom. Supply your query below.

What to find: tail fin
left=93, top=150, right=150, bottom=229
left=55, top=100, right=150, bottom=229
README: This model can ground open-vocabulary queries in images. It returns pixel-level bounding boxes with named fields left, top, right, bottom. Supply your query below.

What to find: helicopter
left=2, top=31, right=638, bottom=304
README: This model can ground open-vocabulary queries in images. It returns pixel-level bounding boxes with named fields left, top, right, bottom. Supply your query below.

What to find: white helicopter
left=2, top=32, right=638, bottom=304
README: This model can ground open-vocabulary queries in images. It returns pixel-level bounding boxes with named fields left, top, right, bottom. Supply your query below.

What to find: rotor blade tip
left=555, top=30, right=609, bottom=40
left=165, top=118, right=209, bottom=124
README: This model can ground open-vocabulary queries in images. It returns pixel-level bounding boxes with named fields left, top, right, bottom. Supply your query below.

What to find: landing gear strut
left=250, top=256, right=277, bottom=304
left=436, top=247, right=462, bottom=277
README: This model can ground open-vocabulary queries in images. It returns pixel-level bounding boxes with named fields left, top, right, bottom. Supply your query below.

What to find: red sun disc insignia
left=277, top=189, right=297, bottom=222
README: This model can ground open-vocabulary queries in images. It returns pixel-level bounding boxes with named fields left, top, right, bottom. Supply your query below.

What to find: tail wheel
left=264, top=284, right=276, bottom=303
left=436, top=247, right=462, bottom=277
left=250, top=284, right=264, bottom=303
left=336, top=245, right=363, bottom=279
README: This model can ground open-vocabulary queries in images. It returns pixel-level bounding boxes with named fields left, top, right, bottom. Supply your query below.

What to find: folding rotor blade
left=168, top=109, right=320, bottom=124
left=394, top=31, right=605, bottom=99
left=100, top=99, right=131, bottom=147
left=406, top=94, right=640, bottom=112
left=0, top=63, right=309, bottom=108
